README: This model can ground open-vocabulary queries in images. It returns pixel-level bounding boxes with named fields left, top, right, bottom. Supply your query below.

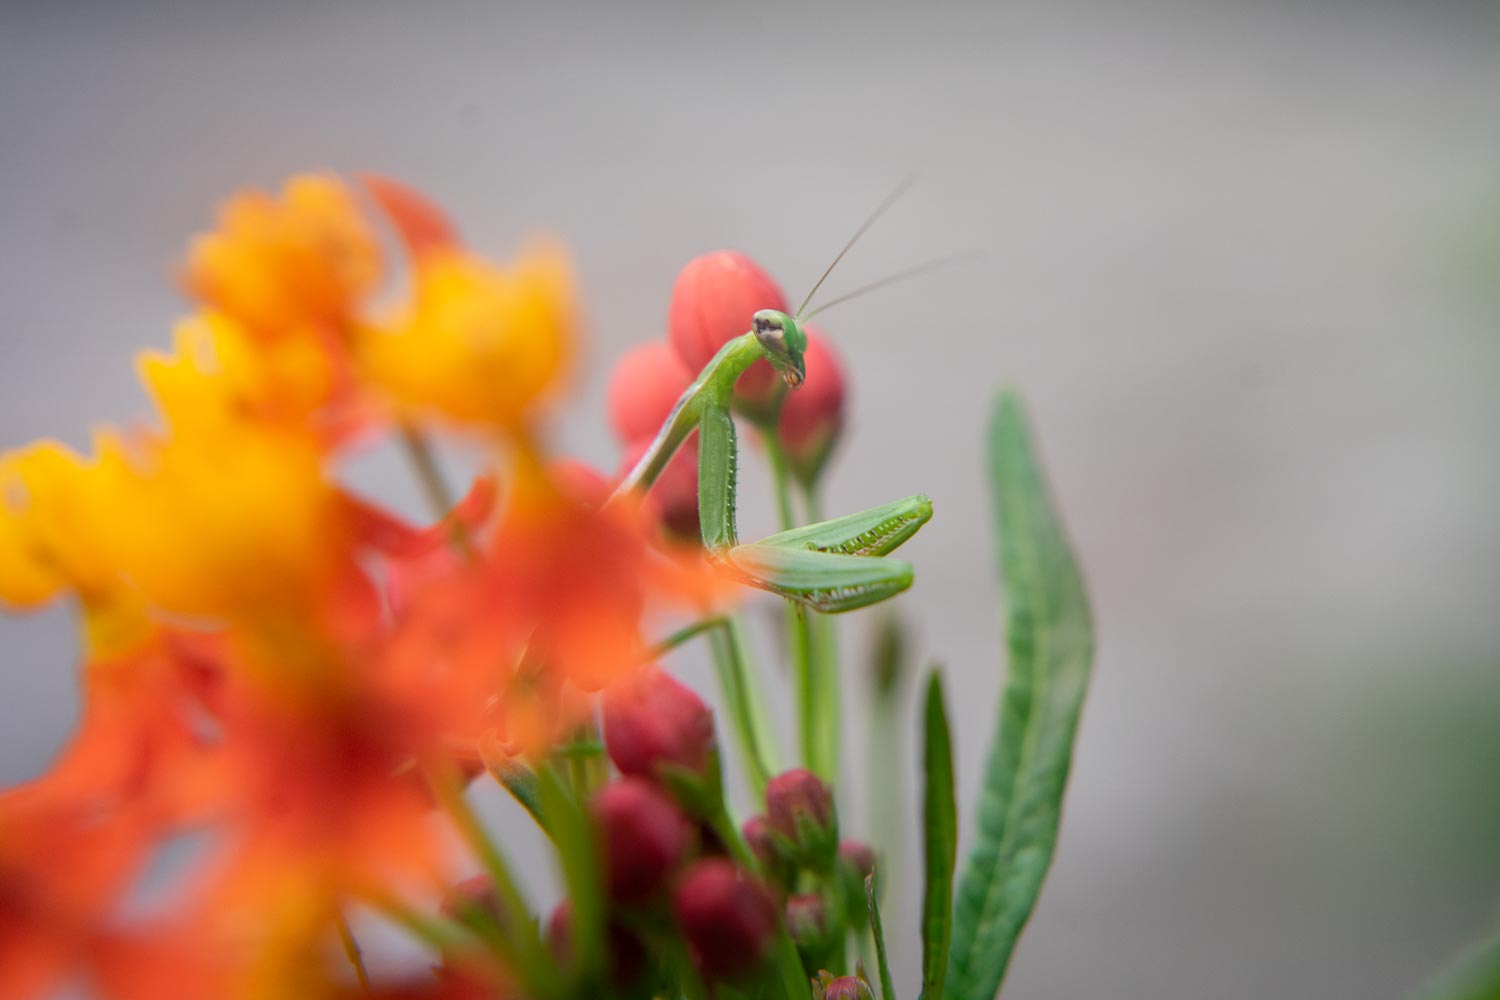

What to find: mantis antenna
left=794, top=172, right=919, bottom=321
left=799, top=251, right=982, bottom=322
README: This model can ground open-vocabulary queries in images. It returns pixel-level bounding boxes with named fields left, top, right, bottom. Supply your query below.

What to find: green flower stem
left=649, top=616, right=727, bottom=658
left=335, top=912, right=371, bottom=994
left=802, top=484, right=842, bottom=787
left=710, top=617, right=779, bottom=796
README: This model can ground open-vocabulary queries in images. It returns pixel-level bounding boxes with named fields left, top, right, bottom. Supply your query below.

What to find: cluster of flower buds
left=590, top=667, right=784, bottom=985
left=738, top=767, right=880, bottom=975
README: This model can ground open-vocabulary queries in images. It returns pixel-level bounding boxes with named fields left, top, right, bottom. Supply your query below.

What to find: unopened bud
left=668, top=251, right=786, bottom=409
left=837, top=839, right=878, bottom=931
left=673, top=858, right=779, bottom=981
left=822, top=975, right=875, bottom=1000
left=776, top=327, right=846, bottom=485
left=765, top=768, right=838, bottom=870
left=592, top=777, right=695, bottom=902
left=742, top=814, right=793, bottom=889
left=618, top=435, right=700, bottom=540
left=606, top=339, right=695, bottom=445
left=603, top=668, right=715, bottom=781
left=785, top=892, right=834, bottom=961
left=440, top=875, right=505, bottom=935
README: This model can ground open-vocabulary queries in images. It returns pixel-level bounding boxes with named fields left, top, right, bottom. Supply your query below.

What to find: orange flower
left=0, top=794, right=150, bottom=999
left=183, top=174, right=381, bottom=342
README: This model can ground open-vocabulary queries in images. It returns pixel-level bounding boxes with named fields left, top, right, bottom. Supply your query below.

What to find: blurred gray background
left=3, top=1, right=1499, bottom=997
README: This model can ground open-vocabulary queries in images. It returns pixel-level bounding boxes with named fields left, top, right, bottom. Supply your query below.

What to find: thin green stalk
left=649, top=616, right=726, bottom=658
left=707, top=617, right=777, bottom=795
left=397, top=418, right=475, bottom=557
left=335, top=912, right=371, bottom=994
left=425, top=762, right=556, bottom=997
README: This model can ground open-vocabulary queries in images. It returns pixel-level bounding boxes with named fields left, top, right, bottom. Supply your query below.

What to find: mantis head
left=751, top=309, right=807, bottom=389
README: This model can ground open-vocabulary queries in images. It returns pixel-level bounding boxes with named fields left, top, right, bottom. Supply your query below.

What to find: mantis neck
left=611, top=332, right=765, bottom=499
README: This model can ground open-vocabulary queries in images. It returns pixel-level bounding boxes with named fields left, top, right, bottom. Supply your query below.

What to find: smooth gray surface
left=3, top=2, right=1499, bottom=996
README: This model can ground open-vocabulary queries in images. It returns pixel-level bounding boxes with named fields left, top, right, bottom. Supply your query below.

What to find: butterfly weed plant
left=0, top=175, right=1097, bottom=1000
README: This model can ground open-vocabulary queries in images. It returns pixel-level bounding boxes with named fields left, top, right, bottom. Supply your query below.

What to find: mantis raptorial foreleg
left=610, top=313, right=931, bottom=614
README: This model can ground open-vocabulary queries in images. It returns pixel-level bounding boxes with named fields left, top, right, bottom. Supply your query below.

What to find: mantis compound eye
left=752, top=313, right=788, bottom=352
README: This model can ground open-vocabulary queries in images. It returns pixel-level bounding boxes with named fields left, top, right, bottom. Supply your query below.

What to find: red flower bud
left=673, top=858, right=779, bottom=981
left=823, top=975, right=876, bottom=1000
left=592, top=777, right=695, bottom=902
left=617, top=435, right=700, bottom=540
left=668, top=251, right=787, bottom=407
left=785, top=892, right=832, bottom=954
left=549, top=458, right=611, bottom=510
left=776, top=327, right=846, bottom=484
left=603, top=668, right=715, bottom=780
left=836, top=839, right=877, bottom=931
left=440, top=874, right=505, bottom=929
left=742, top=814, right=794, bottom=891
left=607, top=340, right=695, bottom=446
left=765, top=769, right=839, bottom=870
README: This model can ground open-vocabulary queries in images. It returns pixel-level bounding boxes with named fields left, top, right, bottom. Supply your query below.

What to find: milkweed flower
left=184, top=173, right=381, bottom=343
left=360, top=243, right=576, bottom=433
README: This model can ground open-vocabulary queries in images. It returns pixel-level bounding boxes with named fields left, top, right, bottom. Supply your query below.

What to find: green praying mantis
left=610, top=180, right=939, bottom=614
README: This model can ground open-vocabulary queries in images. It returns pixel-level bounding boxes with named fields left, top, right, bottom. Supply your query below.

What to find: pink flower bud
left=785, top=892, right=831, bottom=953
left=668, top=251, right=787, bottom=407
left=606, top=340, right=695, bottom=446
left=673, top=858, right=779, bottom=981
left=838, top=839, right=876, bottom=880
left=592, top=777, right=695, bottom=902
left=765, top=769, right=839, bottom=870
left=617, top=435, right=700, bottom=540
left=776, top=327, right=846, bottom=484
left=837, top=839, right=878, bottom=930
left=440, top=874, right=504, bottom=928
left=549, top=458, right=611, bottom=510
left=823, top=975, right=876, bottom=1000
left=603, top=668, right=715, bottom=780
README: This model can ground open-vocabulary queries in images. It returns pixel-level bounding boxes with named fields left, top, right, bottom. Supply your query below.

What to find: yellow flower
left=92, top=424, right=344, bottom=622
left=139, top=311, right=336, bottom=436
left=184, top=174, right=381, bottom=341
left=0, top=442, right=113, bottom=608
left=360, top=243, right=575, bottom=431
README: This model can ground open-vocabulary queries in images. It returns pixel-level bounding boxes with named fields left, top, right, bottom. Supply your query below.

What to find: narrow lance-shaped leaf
left=919, top=670, right=957, bottom=1000
left=1416, top=931, right=1500, bottom=1000
left=947, top=389, right=1095, bottom=1000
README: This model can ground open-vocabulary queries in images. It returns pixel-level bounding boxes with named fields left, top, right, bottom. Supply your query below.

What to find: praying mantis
left=610, top=182, right=936, bottom=614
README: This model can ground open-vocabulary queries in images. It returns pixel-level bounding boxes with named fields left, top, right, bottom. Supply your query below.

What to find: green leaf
left=920, top=671, right=957, bottom=1000
left=725, top=543, right=914, bottom=613
left=477, top=733, right=549, bottom=834
left=866, top=873, right=898, bottom=1000
left=947, top=389, right=1095, bottom=1000
left=755, top=495, right=934, bottom=557
left=1416, top=931, right=1500, bottom=1000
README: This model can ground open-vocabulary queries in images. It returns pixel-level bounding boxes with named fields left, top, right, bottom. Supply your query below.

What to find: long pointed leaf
left=919, top=671, right=957, bottom=1000
left=947, top=390, right=1095, bottom=1000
